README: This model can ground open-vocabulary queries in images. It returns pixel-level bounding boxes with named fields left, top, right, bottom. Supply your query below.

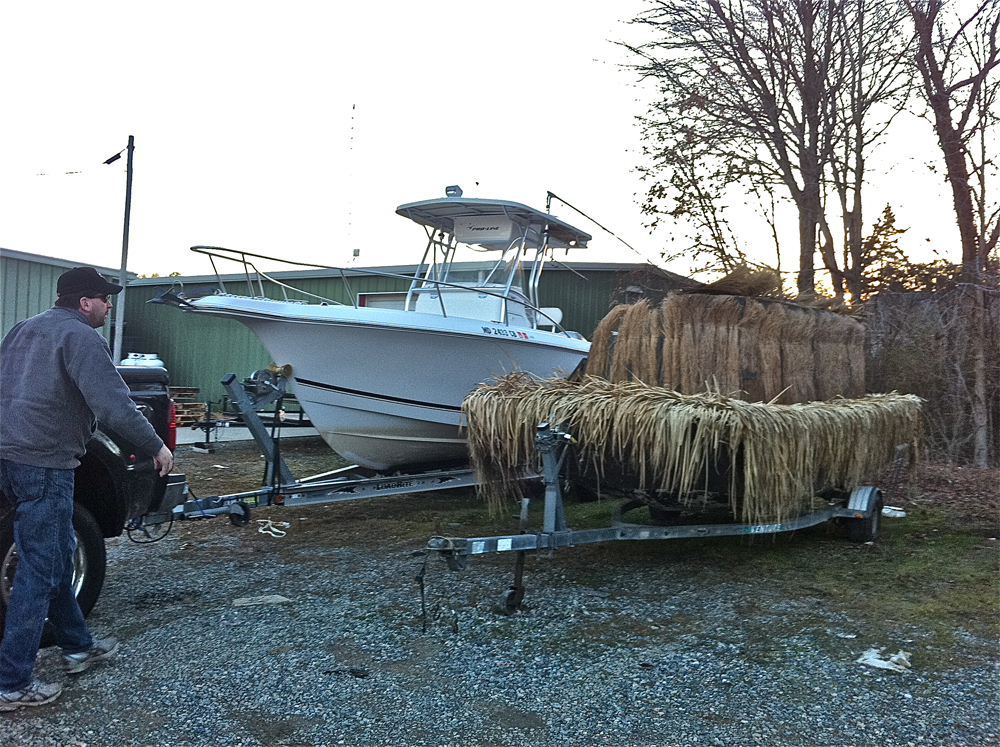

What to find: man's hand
left=153, top=444, right=174, bottom=477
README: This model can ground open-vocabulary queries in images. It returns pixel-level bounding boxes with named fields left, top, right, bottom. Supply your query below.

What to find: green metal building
left=0, top=248, right=133, bottom=342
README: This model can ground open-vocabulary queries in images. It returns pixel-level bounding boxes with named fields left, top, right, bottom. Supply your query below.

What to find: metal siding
left=1, top=254, right=120, bottom=342
left=2, top=257, right=64, bottom=337
left=537, top=269, right=619, bottom=337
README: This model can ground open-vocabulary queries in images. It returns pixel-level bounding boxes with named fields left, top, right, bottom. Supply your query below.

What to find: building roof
left=126, top=261, right=688, bottom=287
left=0, top=247, right=137, bottom=280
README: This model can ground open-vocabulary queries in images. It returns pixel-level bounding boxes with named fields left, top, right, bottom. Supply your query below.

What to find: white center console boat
left=158, top=187, right=592, bottom=470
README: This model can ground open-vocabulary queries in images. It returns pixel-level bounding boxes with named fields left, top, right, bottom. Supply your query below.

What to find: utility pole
left=112, top=135, right=133, bottom=365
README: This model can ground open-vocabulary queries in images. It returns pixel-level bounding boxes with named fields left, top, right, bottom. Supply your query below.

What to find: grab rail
left=189, top=245, right=575, bottom=336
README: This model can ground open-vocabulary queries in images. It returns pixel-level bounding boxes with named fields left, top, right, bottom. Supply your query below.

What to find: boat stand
left=171, top=371, right=479, bottom=525
left=428, top=423, right=884, bottom=612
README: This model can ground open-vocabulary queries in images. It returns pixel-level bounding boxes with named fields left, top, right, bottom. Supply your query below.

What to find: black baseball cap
left=57, top=267, right=124, bottom=297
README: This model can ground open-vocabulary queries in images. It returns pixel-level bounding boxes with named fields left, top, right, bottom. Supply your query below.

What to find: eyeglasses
left=88, top=294, right=111, bottom=303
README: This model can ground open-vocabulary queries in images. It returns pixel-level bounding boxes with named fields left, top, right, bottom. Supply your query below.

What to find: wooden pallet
left=174, top=402, right=206, bottom=426
left=169, top=386, right=201, bottom=401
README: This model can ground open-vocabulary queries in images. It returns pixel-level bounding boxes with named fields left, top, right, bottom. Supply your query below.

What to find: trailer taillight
left=167, top=399, right=177, bottom=452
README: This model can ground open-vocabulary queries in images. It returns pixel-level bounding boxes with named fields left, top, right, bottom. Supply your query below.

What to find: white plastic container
left=121, top=353, right=164, bottom=367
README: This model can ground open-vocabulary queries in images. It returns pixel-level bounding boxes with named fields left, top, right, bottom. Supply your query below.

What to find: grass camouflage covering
left=463, top=375, right=923, bottom=525
left=588, top=295, right=865, bottom=403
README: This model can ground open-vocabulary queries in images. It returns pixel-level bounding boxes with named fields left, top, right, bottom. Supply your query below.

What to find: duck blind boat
left=462, top=292, right=922, bottom=525
left=153, top=187, right=592, bottom=471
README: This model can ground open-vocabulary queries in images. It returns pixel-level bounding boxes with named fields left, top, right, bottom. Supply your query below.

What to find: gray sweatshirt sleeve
left=63, top=327, right=166, bottom=457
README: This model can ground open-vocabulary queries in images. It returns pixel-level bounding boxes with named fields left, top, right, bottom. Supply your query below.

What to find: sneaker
left=63, top=636, right=119, bottom=674
left=0, top=679, right=62, bottom=711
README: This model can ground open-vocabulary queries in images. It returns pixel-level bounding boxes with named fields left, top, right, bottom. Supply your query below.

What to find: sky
left=0, top=1, right=967, bottom=283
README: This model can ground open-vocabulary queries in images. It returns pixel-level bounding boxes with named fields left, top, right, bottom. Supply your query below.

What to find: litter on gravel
left=257, top=519, right=290, bottom=537
left=232, top=594, right=293, bottom=607
left=856, top=648, right=912, bottom=672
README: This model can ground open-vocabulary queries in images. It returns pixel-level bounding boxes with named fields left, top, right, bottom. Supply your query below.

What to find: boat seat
left=538, top=307, right=563, bottom=330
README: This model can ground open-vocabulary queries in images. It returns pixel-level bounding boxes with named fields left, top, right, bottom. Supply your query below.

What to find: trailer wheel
left=496, top=587, right=524, bottom=615
left=229, top=501, right=252, bottom=527
left=1, top=501, right=106, bottom=645
left=847, top=493, right=883, bottom=543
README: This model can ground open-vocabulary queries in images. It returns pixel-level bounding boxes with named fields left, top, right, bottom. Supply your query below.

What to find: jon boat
left=158, top=188, right=592, bottom=471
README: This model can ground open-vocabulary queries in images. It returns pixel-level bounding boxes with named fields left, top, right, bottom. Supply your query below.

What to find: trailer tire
left=229, top=501, right=252, bottom=526
left=847, top=493, right=883, bottom=543
left=0, top=501, right=106, bottom=646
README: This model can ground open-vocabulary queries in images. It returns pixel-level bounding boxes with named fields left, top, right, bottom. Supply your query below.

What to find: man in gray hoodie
left=0, top=266, right=173, bottom=711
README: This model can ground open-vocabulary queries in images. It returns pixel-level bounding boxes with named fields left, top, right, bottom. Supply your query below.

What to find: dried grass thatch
left=463, top=375, right=923, bottom=524
left=587, top=293, right=865, bottom=403
left=679, top=264, right=783, bottom=299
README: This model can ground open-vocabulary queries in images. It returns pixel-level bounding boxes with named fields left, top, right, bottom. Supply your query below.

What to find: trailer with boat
left=149, top=188, right=907, bottom=608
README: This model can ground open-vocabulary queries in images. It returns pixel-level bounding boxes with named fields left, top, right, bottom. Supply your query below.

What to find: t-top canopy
left=396, top=196, right=591, bottom=250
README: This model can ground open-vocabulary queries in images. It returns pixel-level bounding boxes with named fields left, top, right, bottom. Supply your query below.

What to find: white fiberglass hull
left=190, top=296, right=589, bottom=470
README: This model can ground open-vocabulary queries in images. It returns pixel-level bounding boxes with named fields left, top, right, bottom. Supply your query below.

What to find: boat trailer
left=426, top=422, right=885, bottom=611
left=162, top=370, right=884, bottom=612
left=167, top=370, right=478, bottom=525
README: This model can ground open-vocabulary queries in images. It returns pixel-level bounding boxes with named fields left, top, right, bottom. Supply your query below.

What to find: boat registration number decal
left=482, top=326, right=530, bottom=339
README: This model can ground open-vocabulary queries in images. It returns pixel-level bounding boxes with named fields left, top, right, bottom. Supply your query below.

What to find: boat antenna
left=545, top=190, right=646, bottom=260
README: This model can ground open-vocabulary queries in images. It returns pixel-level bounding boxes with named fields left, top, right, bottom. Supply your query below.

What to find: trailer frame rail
left=426, top=423, right=884, bottom=590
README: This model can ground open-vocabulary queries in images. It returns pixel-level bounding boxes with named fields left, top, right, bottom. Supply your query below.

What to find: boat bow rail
left=151, top=243, right=577, bottom=337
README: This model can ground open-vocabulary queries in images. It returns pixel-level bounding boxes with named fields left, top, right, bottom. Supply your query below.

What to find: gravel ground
left=1, top=442, right=997, bottom=747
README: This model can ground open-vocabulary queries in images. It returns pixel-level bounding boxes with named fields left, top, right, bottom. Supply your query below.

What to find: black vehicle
left=0, top=366, right=188, bottom=641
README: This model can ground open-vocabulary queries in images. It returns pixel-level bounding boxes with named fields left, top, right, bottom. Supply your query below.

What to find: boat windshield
left=442, top=265, right=519, bottom=290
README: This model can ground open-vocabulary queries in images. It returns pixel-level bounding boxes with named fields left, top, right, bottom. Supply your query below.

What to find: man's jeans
left=0, top=459, right=93, bottom=690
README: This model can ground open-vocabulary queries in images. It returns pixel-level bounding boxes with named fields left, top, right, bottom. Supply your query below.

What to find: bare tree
left=627, top=0, right=911, bottom=298
left=639, top=127, right=748, bottom=274
left=903, top=0, right=1000, bottom=467
left=828, top=1, right=912, bottom=300
left=904, top=0, right=1000, bottom=272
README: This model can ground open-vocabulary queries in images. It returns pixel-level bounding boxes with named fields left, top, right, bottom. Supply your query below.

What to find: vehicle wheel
left=847, top=492, right=883, bottom=543
left=67, top=504, right=107, bottom=618
left=0, top=502, right=106, bottom=645
left=229, top=501, right=252, bottom=527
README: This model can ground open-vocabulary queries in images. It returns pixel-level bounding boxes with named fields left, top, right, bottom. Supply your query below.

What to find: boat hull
left=190, top=297, right=589, bottom=470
